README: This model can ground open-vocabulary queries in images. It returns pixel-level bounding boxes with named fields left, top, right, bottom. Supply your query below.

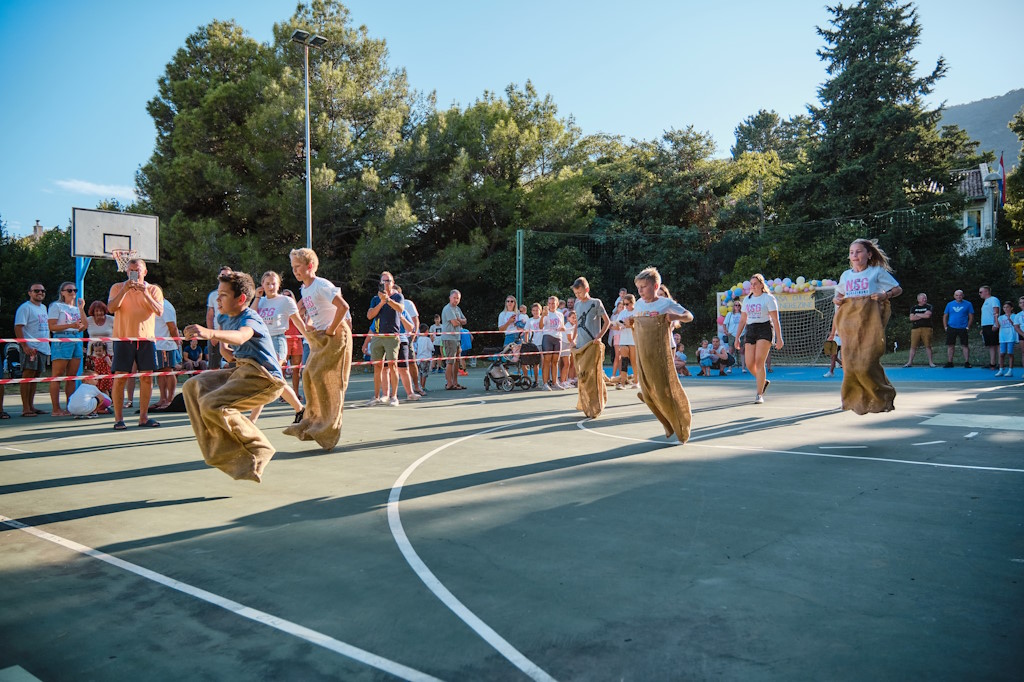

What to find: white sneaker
left=754, top=394, right=764, bottom=404
left=388, top=396, right=400, bottom=407
left=615, top=383, right=625, bottom=390
left=364, top=397, right=381, bottom=407
left=823, top=371, right=834, bottom=378
left=553, top=382, right=565, bottom=390
left=994, top=368, right=1004, bottom=377
left=541, top=383, right=552, bottom=391
left=406, top=393, right=421, bottom=401
left=740, top=367, right=747, bottom=373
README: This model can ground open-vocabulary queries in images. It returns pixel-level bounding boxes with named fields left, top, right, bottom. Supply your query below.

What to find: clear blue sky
left=1, top=0, right=1021, bottom=238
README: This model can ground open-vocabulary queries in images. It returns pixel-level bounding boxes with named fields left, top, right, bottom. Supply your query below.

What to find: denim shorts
left=51, top=339, right=83, bottom=361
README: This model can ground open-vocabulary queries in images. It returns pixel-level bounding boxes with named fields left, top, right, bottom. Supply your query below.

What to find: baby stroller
left=482, top=342, right=535, bottom=392
left=4, top=343, right=22, bottom=379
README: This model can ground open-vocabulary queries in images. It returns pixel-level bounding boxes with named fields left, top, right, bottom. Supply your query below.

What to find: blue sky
left=1, top=0, right=1021, bottom=238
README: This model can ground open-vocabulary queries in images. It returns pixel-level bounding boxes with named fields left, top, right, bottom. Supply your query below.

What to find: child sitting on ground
left=673, top=335, right=691, bottom=377
left=67, top=370, right=113, bottom=419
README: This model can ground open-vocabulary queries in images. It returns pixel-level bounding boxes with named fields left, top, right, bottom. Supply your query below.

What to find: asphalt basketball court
left=1, top=367, right=1022, bottom=680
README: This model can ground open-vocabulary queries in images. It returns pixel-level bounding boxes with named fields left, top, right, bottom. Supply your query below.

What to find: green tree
left=135, top=1, right=413, bottom=322
left=1003, top=107, right=1024, bottom=239
left=731, top=109, right=783, bottom=159
left=786, top=0, right=951, bottom=219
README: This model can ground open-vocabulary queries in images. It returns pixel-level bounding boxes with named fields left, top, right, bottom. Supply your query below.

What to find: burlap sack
left=572, top=339, right=607, bottom=419
left=834, top=297, right=896, bottom=414
left=183, top=358, right=286, bottom=482
left=632, top=315, right=692, bottom=442
left=283, top=325, right=352, bottom=450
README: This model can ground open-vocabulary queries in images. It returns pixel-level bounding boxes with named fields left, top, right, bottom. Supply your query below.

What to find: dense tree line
left=4, top=0, right=1022, bottom=344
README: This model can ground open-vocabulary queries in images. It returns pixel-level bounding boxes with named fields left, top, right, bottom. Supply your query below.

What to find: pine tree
left=789, top=0, right=950, bottom=219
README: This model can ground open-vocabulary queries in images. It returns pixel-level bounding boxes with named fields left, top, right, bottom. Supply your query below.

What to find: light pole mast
left=291, top=30, right=328, bottom=250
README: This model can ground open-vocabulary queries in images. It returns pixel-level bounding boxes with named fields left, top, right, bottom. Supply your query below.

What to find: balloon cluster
left=717, top=276, right=838, bottom=319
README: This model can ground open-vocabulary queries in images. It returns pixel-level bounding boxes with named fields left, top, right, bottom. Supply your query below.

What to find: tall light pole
left=291, top=29, right=328, bottom=249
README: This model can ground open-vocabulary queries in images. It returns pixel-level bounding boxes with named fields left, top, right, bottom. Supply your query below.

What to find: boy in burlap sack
left=571, top=277, right=612, bottom=418
left=183, top=271, right=287, bottom=482
left=829, top=238, right=902, bottom=414
left=628, top=267, right=694, bottom=442
left=283, top=248, right=352, bottom=450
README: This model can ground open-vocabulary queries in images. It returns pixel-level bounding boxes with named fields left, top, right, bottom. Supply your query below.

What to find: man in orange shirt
left=107, top=258, right=164, bottom=430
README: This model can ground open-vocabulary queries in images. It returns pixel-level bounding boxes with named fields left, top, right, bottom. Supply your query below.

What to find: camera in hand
left=129, top=271, right=139, bottom=282
left=378, top=282, right=387, bottom=292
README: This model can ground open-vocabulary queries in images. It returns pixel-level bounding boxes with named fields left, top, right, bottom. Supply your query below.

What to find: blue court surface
left=1, top=367, right=1022, bottom=680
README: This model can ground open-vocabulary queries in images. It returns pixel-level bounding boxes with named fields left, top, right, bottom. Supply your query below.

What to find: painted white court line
left=0, top=514, right=441, bottom=682
left=576, top=414, right=1024, bottom=473
left=964, top=432, right=979, bottom=439
left=913, top=441, right=946, bottom=446
left=921, top=414, right=1024, bottom=431
left=1, top=446, right=29, bottom=453
left=388, top=424, right=558, bottom=682
left=819, top=446, right=867, bottom=449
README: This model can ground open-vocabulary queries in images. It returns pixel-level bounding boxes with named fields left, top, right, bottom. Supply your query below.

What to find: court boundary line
left=388, top=424, right=558, bottom=682
left=575, top=409, right=1024, bottom=474
left=0, top=514, right=443, bottom=682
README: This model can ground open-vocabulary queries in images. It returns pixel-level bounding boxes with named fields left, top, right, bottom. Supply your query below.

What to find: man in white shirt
left=14, top=283, right=51, bottom=416
left=154, top=297, right=181, bottom=409
left=978, top=285, right=1001, bottom=370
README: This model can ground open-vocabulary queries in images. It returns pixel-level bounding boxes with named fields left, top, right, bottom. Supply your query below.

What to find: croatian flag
left=999, top=152, right=1006, bottom=207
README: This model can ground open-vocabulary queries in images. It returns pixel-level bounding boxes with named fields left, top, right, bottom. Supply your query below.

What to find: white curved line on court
left=388, top=425, right=558, bottom=682
left=0, top=514, right=442, bottom=682
left=576, top=412, right=1024, bottom=473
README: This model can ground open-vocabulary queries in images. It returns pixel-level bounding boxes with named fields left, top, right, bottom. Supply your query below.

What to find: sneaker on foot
left=754, top=394, right=764, bottom=404
left=407, top=393, right=421, bottom=401
left=943, top=362, right=954, bottom=368
left=763, top=379, right=771, bottom=393
left=292, top=408, right=305, bottom=424
left=388, top=397, right=400, bottom=407
left=823, top=371, right=834, bottom=378
left=995, top=368, right=1004, bottom=377
left=963, top=362, right=972, bottom=369
left=541, top=383, right=552, bottom=391
left=364, top=397, right=381, bottom=407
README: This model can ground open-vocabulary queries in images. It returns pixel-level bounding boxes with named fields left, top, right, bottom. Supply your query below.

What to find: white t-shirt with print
left=528, top=316, right=544, bottom=345
left=997, top=314, right=1019, bottom=343
left=740, top=293, right=779, bottom=324
left=257, top=295, right=299, bottom=336
left=837, top=266, right=899, bottom=299
left=15, top=301, right=50, bottom=353
left=542, top=310, right=564, bottom=338
left=48, top=301, right=83, bottom=339
left=300, top=277, right=341, bottom=331
left=632, top=296, right=689, bottom=318
left=414, top=336, right=434, bottom=360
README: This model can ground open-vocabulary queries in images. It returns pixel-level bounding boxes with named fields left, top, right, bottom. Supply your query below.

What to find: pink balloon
left=717, top=315, right=725, bottom=324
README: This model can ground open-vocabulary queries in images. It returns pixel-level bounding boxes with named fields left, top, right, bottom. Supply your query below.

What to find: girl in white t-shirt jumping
left=733, top=273, right=783, bottom=404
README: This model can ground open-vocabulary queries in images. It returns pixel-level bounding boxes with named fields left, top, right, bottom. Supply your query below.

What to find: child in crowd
left=823, top=333, right=842, bottom=377
left=673, top=336, right=691, bottom=377
left=697, top=340, right=713, bottom=377
left=250, top=270, right=304, bottom=422
left=429, top=314, right=444, bottom=373
left=88, top=341, right=114, bottom=398
left=67, top=370, right=113, bottom=419
left=995, top=301, right=1019, bottom=377
left=414, top=324, right=435, bottom=392
left=281, top=289, right=305, bottom=397
left=611, top=294, right=637, bottom=389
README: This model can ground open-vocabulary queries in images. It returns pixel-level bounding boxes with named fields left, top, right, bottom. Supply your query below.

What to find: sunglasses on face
left=30, top=289, right=45, bottom=293
left=64, top=288, right=77, bottom=293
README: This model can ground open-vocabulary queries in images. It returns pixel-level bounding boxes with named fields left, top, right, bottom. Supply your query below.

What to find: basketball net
left=111, top=249, right=139, bottom=272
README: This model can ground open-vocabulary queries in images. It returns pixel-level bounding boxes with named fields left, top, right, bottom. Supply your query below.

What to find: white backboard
left=71, top=207, right=159, bottom=262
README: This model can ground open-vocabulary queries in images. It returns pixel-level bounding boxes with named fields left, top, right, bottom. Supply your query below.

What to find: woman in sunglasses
left=47, top=282, right=88, bottom=416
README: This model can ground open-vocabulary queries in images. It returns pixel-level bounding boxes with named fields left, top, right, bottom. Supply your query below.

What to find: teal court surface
left=1, top=367, right=1022, bottom=680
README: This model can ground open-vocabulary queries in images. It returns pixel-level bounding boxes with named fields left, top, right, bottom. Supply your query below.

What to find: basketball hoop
left=111, top=249, right=140, bottom=272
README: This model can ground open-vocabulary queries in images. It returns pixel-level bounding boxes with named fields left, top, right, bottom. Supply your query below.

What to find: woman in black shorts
left=733, top=274, right=784, bottom=404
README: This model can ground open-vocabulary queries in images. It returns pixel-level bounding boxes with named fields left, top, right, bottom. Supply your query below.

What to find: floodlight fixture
left=291, top=29, right=311, bottom=44
left=310, top=34, right=328, bottom=47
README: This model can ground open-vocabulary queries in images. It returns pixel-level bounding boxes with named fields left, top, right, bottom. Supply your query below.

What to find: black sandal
left=0, top=411, right=10, bottom=419
left=292, top=408, right=305, bottom=424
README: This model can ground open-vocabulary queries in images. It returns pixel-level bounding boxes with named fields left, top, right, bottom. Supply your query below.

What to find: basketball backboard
left=71, top=207, right=159, bottom=262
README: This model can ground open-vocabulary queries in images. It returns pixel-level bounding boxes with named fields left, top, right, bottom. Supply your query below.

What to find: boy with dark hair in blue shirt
left=183, top=270, right=286, bottom=482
